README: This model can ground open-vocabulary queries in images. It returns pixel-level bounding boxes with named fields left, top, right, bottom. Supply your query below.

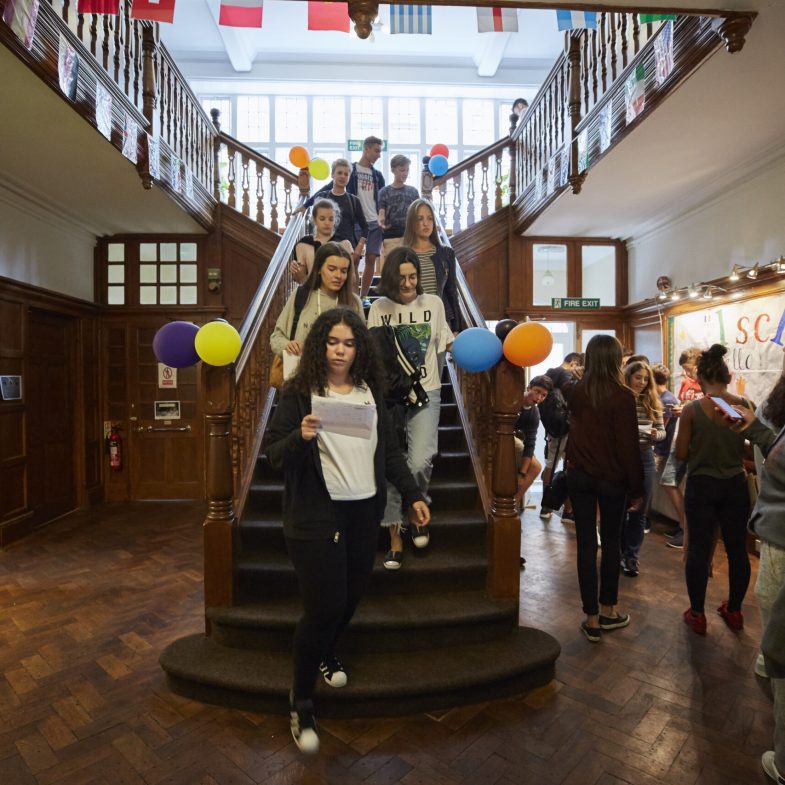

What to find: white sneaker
left=290, top=696, right=320, bottom=754
left=319, top=656, right=348, bottom=687
left=756, top=653, right=769, bottom=678
left=411, top=524, right=430, bottom=549
left=539, top=507, right=552, bottom=521
left=762, top=751, right=785, bottom=784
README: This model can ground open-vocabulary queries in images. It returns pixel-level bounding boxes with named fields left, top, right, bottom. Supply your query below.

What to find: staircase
left=160, top=371, right=560, bottom=718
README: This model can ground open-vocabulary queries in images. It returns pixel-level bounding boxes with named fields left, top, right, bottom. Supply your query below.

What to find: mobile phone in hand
left=709, top=395, right=743, bottom=420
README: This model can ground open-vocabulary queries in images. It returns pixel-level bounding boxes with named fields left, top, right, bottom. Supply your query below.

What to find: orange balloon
left=502, top=322, right=553, bottom=367
left=289, top=146, right=310, bottom=169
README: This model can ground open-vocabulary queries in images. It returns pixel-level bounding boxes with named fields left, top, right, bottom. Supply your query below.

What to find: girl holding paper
left=367, top=246, right=453, bottom=570
left=265, top=308, right=429, bottom=755
left=270, top=242, right=363, bottom=362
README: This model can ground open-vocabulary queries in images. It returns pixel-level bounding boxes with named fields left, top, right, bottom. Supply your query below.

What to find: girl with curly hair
left=675, top=344, right=753, bottom=635
left=265, top=308, right=430, bottom=754
left=620, top=360, right=666, bottom=577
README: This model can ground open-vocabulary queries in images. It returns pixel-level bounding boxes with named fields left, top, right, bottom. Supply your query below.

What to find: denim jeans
left=382, top=387, right=441, bottom=526
left=622, top=447, right=656, bottom=562
left=566, top=468, right=628, bottom=616
left=684, top=472, right=750, bottom=614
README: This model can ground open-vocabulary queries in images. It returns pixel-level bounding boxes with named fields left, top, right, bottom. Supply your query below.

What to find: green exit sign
left=347, top=139, right=388, bottom=151
left=551, top=298, right=601, bottom=309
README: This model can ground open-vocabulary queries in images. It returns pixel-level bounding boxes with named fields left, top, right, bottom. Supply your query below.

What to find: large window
left=350, top=97, right=384, bottom=139
left=388, top=98, right=420, bottom=144
left=426, top=99, right=458, bottom=145
left=582, top=244, right=617, bottom=306
left=275, top=96, right=308, bottom=141
left=462, top=99, right=495, bottom=146
left=532, top=244, right=568, bottom=306
left=313, top=97, right=346, bottom=143
left=237, top=96, right=269, bottom=142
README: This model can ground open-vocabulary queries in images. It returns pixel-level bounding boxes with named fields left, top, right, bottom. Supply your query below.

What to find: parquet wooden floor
left=0, top=501, right=774, bottom=785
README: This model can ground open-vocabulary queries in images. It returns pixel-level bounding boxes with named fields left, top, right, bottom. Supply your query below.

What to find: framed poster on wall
left=667, top=291, right=785, bottom=402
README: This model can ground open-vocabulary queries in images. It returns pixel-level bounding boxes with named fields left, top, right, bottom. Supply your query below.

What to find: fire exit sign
left=552, top=298, right=600, bottom=309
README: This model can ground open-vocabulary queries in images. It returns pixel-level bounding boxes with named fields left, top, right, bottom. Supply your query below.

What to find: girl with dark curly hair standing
left=265, top=308, right=430, bottom=755
left=675, top=344, right=753, bottom=635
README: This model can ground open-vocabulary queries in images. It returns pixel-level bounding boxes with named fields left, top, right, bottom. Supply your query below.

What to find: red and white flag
left=77, top=0, right=120, bottom=13
left=130, top=0, right=176, bottom=23
left=476, top=7, right=518, bottom=33
left=307, top=1, right=349, bottom=32
left=219, top=0, right=263, bottom=28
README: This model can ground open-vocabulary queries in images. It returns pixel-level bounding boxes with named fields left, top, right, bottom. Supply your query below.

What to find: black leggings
left=684, top=473, right=750, bottom=614
left=285, top=497, right=378, bottom=701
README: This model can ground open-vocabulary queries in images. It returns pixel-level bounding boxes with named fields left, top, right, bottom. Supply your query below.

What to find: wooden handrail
left=218, top=132, right=299, bottom=186
left=432, top=137, right=510, bottom=187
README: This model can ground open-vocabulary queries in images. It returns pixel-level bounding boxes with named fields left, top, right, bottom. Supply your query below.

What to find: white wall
left=627, top=155, right=785, bottom=305
left=0, top=186, right=96, bottom=303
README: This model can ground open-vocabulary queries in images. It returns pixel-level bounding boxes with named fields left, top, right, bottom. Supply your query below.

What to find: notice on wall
left=667, top=292, right=785, bottom=404
left=158, top=363, right=177, bottom=389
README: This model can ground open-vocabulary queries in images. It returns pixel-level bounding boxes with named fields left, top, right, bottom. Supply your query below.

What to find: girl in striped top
left=621, top=360, right=666, bottom=577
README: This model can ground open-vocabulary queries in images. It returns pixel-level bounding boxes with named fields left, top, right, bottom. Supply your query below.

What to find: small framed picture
left=154, top=400, right=181, bottom=420
left=0, top=375, right=22, bottom=401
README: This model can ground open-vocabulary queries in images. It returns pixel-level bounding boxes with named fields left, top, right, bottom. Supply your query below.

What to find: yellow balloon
left=194, top=321, right=242, bottom=367
left=289, top=146, right=310, bottom=169
left=308, top=158, right=330, bottom=180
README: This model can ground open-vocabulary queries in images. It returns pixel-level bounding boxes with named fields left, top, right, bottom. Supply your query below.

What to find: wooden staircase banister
left=431, top=137, right=510, bottom=188
left=217, top=132, right=300, bottom=188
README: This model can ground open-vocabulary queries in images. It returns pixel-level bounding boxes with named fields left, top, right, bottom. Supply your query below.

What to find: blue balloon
left=428, top=154, right=449, bottom=177
left=153, top=321, right=200, bottom=368
left=451, top=328, right=503, bottom=373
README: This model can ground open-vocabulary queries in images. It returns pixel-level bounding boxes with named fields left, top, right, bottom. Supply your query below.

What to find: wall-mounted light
left=729, top=264, right=740, bottom=282
left=670, top=291, right=681, bottom=301
left=702, top=286, right=714, bottom=300
left=688, top=284, right=699, bottom=299
left=774, top=256, right=785, bottom=273
left=747, top=263, right=759, bottom=279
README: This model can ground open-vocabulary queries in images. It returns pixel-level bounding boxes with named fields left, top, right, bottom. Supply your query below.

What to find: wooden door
left=27, top=310, right=76, bottom=524
left=127, top=324, right=203, bottom=499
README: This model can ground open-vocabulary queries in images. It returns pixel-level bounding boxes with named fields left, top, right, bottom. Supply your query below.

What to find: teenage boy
left=514, top=375, right=554, bottom=507
left=378, top=155, right=419, bottom=259
left=353, top=136, right=386, bottom=299
left=297, top=159, right=367, bottom=265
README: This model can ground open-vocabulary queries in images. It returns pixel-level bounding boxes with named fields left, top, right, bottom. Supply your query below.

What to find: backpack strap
left=289, top=286, right=310, bottom=340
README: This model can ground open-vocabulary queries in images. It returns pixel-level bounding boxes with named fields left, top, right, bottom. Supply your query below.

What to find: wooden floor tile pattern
left=0, top=501, right=774, bottom=784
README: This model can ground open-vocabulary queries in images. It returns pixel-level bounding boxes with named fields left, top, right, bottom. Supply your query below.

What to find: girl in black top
left=290, top=198, right=355, bottom=283
left=265, top=308, right=429, bottom=754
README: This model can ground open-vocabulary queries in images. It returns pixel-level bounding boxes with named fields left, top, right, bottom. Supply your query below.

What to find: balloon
left=428, top=154, right=449, bottom=177
left=289, top=146, right=310, bottom=169
left=494, top=319, right=518, bottom=342
left=308, top=158, right=330, bottom=180
left=502, top=322, right=554, bottom=367
left=152, top=321, right=200, bottom=368
left=451, top=328, right=503, bottom=373
left=430, top=143, right=450, bottom=159
left=194, top=321, right=242, bottom=367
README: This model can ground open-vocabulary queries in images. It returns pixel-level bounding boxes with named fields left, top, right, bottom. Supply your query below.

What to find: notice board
left=667, top=290, right=785, bottom=403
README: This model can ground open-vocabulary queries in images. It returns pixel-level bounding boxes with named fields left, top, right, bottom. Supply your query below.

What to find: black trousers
left=684, top=473, right=750, bottom=614
left=567, top=468, right=628, bottom=616
left=285, top=497, right=378, bottom=702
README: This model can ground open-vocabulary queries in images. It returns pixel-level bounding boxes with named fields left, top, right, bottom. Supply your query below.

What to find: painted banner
left=667, top=292, right=785, bottom=404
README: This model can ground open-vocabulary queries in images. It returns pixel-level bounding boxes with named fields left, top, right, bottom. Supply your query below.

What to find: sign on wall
left=667, top=292, right=785, bottom=403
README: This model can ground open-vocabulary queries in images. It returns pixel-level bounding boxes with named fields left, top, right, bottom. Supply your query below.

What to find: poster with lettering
left=668, top=293, right=785, bottom=404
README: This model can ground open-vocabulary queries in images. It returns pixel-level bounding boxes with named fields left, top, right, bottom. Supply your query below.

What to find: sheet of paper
left=283, top=350, right=300, bottom=380
left=311, top=396, right=376, bottom=440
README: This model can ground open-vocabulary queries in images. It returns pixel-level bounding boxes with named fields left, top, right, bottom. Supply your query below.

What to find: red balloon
left=502, top=322, right=553, bottom=367
left=430, top=144, right=450, bottom=159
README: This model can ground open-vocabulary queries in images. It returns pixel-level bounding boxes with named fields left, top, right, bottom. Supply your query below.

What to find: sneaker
left=599, top=613, right=630, bottom=630
left=383, top=550, right=403, bottom=570
left=411, top=524, right=430, bottom=549
left=666, top=530, right=684, bottom=549
left=643, top=523, right=651, bottom=534
left=319, top=655, right=347, bottom=688
left=580, top=621, right=601, bottom=642
left=755, top=653, right=769, bottom=678
left=683, top=608, right=707, bottom=635
left=717, top=601, right=744, bottom=630
left=621, top=557, right=639, bottom=577
left=561, top=510, right=575, bottom=523
left=762, top=751, right=785, bottom=784
left=539, top=507, right=553, bottom=521
left=289, top=695, right=320, bottom=754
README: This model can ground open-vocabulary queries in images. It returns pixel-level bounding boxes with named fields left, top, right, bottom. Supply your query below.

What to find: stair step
left=437, top=424, right=466, bottom=451
left=159, top=627, right=560, bottom=718
left=207, top=590, right=516, bottom=653
left=235, top=543, right=487, bottom=603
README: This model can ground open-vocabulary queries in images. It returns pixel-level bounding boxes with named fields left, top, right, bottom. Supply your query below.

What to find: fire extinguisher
left=108, top=426, right=123, bottom=472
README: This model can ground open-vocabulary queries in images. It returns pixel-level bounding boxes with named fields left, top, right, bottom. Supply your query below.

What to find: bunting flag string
left=556, top=10, right=597, bottom=31
left=389, top=4, right=432, bottom=35
left=476, top=7, right=518, bottom=33
left=639, top=13, right=677, bottom=23
left=307, top=1, right=350, bottom=32
left=219, top=0, right=263, bottom=28
left=130, top=0, right=176, bottom=24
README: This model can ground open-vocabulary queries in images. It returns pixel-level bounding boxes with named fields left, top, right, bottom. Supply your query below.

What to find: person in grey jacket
left=728, top=402, right=785, bottom=785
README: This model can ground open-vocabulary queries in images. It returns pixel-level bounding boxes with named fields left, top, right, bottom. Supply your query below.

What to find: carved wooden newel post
left=210, top=108, right=222, bottom=201
left=487, top=358, right=526, bottom=599
left=566, top=33, right=586, bottom=195
left=203, top=363, right=236, bottom=632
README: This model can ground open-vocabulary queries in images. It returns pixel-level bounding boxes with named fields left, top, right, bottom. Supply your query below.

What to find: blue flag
left=556, top=10, right=597, bottom=31
left=390, top=4, right=432, bottom=34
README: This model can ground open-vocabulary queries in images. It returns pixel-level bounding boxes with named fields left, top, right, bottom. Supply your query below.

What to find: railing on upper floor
left=210, top=110, right=302, bottom=234
left=202, top=208, right=306, bottom=615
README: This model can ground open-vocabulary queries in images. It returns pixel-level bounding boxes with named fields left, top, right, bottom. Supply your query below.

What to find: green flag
left=639, top=13, right=676, bottom=23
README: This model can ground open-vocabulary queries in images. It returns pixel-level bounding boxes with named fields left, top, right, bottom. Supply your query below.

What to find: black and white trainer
left=289, top=694, right=319, bottom=754
left=319, top=655, right=348, bottom=688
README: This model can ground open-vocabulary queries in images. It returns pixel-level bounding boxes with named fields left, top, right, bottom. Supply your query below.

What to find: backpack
left=369, top=325, right=429, bottom=408
left=538, top=387, right=570, bottom=437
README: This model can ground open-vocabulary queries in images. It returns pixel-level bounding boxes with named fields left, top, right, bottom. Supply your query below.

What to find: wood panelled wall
left=0, top=278, right=101, bottom=547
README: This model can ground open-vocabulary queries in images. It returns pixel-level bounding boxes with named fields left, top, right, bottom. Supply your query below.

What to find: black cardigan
left=264, top=386, right=425, bottom=540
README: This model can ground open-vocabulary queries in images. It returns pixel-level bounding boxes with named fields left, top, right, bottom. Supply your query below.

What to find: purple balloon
left=153, top=321, right=200, bottom=368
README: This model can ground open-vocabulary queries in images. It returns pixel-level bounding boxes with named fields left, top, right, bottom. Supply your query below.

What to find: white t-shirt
left=314, top=385, right=378, bottom=501
left=367, top=293, right=451, bottom=392
left=354, top=164, right=379, bottom=222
